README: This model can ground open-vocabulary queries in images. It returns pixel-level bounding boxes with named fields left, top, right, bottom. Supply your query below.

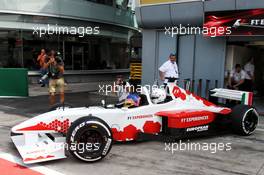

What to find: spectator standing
left=44, top=50, right=65, bottom=106
left=37, top=49, right=48, bottom=87
left=159, top=53, right=179, bottom=85
left=114, top=75, right=129, bottom=102
left=244, top=57, right=255, bottom=92
left=228, top=64, right=246, bottom=91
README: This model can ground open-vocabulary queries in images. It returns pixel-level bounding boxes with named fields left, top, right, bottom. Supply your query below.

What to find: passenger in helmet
left=124, top=80, right=141, bottom=108
left=151, top=88, right=166, bottom=104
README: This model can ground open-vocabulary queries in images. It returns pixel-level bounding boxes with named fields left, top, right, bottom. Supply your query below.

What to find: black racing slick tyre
left=231, top=105, right=259, bottom=136
left=49, top=103, right=73, bottom=111
left=66, top=116, right=113, bottom=162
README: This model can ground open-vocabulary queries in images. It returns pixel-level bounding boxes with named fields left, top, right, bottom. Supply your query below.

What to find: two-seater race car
left=11, top=83, right=259, bottom=164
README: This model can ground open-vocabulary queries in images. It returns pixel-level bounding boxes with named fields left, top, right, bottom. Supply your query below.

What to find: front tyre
left=66, top=116, right=113, bottom=162
left=231, top=105, right=259, bottom=136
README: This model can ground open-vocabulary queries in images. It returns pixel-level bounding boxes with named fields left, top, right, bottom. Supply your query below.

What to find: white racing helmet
left=151, top=88, right=166, bottom=104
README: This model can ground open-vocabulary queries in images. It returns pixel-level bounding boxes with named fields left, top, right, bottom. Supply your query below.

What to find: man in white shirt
left=244, top=57, right=255, bottom=92
left=228, top=64, right=246, bottom=90
left=159, top=53, right=179, bottom=85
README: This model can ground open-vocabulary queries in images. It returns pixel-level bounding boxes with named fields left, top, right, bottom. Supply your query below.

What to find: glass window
left=62, top=36, right=129, bottom=70
left=22, top=30, right=61, bottom=70
left=0, top=29, right=130, bottom=71
left=110, top=40, right=129, bottom=69
left=0, top=30, right=22, bottom=68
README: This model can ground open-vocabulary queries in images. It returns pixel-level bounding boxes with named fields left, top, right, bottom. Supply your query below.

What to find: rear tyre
left=231, top=105, right=259, bottom=136
left=66, top=116, right=112, bottom=162
left=49, top=103, right=73, bottom=111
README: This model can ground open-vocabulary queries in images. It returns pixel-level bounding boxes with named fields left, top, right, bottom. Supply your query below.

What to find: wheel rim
left=243, top=109, right=258, bottom=133
left=74, top=129, right=106, bottom=159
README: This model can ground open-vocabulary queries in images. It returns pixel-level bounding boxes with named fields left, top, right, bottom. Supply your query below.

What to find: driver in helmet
left=124, top=81, right=141, bottom=108
left=151, top=88, right=166, bottom=104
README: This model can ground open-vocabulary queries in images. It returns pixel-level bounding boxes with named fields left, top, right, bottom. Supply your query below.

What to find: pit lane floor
left=0, top=92, right=263, bottom=175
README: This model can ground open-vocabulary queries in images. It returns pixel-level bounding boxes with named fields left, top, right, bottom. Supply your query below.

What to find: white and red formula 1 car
left=11, top=83, right=259, bottom=164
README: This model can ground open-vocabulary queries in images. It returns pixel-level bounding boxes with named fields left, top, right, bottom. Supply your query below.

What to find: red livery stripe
left=17, top=119, right=70, bottom=133
left=156, top=110, right=215, bottom=128
left=24, top=155, right=55, bottom=162
left=0, top=158, right=43, bottom=175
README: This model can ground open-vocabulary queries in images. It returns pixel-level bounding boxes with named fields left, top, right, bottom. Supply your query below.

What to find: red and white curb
left=0, top=153, right=64, bottom=175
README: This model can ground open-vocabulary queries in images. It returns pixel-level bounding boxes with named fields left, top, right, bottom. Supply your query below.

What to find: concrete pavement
left=29, top=83, right=99, bottom=97
left=0, top=108, right=263, bottom=175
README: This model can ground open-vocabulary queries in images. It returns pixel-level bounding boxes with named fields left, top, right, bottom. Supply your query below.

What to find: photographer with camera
left=44, top=50, right=65, bottom=106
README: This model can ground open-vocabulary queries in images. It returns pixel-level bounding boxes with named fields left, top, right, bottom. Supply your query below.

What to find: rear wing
left=210, top=88, right=253, bottom=106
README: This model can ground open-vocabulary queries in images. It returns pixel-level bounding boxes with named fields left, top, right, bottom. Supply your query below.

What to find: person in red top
left=37, top=49, right=48, bottom=87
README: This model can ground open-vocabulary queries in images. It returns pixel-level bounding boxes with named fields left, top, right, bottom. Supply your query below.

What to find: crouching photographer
left=44, top=50, right=65, bottom=106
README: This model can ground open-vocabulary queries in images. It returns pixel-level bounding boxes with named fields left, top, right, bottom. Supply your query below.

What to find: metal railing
left=182, top=78, right=219, bottom=99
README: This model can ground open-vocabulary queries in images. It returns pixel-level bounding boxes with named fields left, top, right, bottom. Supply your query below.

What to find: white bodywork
left=211, top=88, right=253, bottom=105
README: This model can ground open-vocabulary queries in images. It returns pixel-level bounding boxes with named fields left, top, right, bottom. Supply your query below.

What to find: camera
left=39, top=73, right=49, bottom=84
